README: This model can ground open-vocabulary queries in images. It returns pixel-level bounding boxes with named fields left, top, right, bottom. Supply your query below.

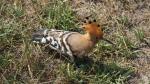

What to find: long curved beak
left=101, top=38, right=114, bottom=45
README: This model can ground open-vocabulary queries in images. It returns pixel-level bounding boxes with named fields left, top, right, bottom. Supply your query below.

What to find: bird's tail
left=32, top=29, right=49, bottom=44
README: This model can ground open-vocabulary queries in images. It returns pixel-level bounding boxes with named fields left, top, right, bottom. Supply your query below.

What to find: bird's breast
left=67, top=33, right=95, bottom=56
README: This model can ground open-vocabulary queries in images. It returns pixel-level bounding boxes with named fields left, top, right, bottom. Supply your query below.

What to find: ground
left=0, top=0, right=150, bottom=84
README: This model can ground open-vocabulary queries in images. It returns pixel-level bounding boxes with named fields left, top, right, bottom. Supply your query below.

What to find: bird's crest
left=82, top=17, right=104, bottom=39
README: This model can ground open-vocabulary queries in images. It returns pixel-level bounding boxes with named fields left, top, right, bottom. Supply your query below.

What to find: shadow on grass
left=74, top=56, right=133, bottom=83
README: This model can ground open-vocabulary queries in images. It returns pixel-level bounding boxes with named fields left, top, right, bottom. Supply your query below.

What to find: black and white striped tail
left=32, top=29, right=49, bottom=44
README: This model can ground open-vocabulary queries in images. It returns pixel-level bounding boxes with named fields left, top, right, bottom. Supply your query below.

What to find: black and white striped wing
left=32, top=29, right=76, bottom=61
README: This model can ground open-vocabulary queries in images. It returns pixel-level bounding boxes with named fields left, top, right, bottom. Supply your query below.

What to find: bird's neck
left=83, top=33, right=99, bottom=43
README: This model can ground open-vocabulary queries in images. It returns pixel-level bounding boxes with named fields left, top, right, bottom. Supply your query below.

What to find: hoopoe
left=32, top=18, right=110, bottom=62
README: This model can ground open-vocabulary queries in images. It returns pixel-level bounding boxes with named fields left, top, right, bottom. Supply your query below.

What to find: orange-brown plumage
left=82, top=20, right=104, bottom=42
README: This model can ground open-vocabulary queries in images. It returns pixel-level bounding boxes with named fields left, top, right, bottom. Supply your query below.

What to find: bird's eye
left=95, top=37, right=99, bottom=40
left=97, top=24, right=100, bottom=27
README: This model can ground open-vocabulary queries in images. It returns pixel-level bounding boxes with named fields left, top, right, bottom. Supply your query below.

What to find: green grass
left=0, top=0, right=150, bottom=84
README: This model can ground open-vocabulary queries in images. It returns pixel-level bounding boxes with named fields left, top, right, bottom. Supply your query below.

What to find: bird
left=32, top=18, right=112, bottom=62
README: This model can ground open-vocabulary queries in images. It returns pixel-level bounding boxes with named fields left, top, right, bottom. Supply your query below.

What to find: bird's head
left=81, top=17, right=104, bottom=39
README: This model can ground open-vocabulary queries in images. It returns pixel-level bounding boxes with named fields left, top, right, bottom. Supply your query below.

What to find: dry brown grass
left=0, top=0, right=150, bottom=84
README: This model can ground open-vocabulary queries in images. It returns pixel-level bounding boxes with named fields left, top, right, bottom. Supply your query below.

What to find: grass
left=0, top=0, right=150, bottom=84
